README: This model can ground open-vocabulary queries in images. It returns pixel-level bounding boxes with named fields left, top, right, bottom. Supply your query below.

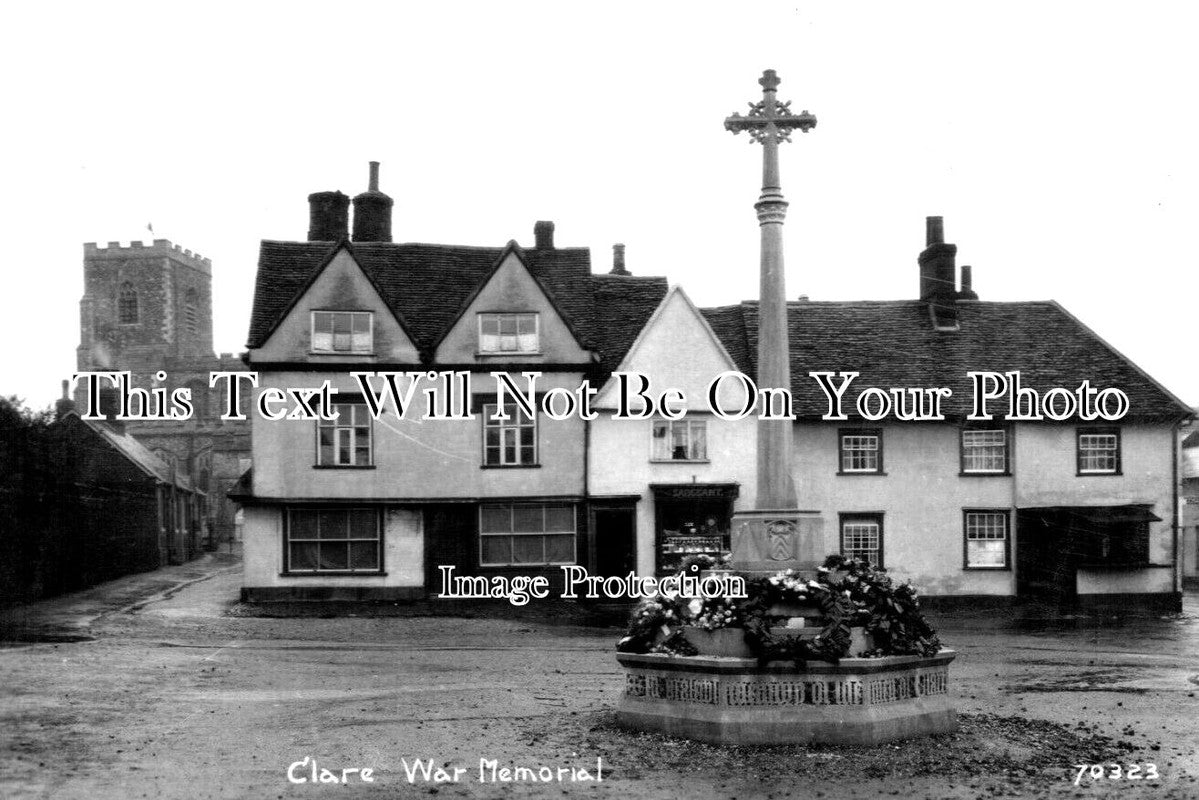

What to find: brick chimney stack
left=918, top=216, right=959, bottom=327
left=610, top=243, right=630, bottom=275
left=307, top=191, right=350, bottom=241
left=55, top=379, right=75, bottom=420
left=352, top=161, right=393, bottom=242
left=534, top=220, right=555, bottom=250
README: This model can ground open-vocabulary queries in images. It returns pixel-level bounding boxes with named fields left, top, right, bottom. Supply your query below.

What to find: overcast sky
left=2, top=2, right=1195, bottom=410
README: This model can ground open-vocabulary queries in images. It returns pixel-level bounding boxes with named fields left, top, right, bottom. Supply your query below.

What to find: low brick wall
left=616, top=650, right=957, bottom=745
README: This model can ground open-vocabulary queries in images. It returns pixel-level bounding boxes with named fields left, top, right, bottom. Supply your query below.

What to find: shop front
left=1015, top=504, right=1171, bottom=610
left=650, top=483, right=739, bottom=575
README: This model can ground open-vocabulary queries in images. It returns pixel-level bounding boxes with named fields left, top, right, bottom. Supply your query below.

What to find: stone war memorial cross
left=614, top=71, right=956, bottom=745
left=724, top=69, right=824, bottom=574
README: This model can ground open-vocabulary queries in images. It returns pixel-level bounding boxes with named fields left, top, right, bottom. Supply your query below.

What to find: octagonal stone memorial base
left=616, top=650, right=957, bottom=746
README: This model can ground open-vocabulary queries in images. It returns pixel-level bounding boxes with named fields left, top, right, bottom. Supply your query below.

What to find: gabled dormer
left=248, top=244, right=419, bottom=364
left=432, top=243, right=592, bottom=365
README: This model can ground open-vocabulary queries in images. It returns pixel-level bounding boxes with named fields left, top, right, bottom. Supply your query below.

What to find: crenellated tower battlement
left=83, top=239, right=212, bottom=274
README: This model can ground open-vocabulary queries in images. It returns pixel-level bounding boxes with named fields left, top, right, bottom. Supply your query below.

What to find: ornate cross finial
left=725, top=69, right=817, bottom=144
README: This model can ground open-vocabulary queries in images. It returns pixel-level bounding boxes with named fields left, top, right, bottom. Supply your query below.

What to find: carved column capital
left=755, top=196, right=789, bottom=225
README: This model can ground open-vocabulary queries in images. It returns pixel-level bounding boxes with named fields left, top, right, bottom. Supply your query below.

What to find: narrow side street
left=2, top=555, right=1197, bottom=800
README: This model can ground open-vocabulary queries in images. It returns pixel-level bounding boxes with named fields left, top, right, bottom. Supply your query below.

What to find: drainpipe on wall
left=1173, top=419, right=1182, bottom=600
left=583, top=415, right=592, bottom=573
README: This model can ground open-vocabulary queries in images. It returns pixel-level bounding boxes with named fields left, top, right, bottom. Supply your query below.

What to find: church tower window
left=118, top=283, right=139, bottom=324
left=184, top=288, right=198, bottom=335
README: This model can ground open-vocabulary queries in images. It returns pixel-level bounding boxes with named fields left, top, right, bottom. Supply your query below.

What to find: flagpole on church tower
left=725, top=69, right=824, bottom=573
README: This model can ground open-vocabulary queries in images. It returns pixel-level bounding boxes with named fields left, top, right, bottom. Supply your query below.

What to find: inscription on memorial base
left=616, top=651, right=958, bottom=746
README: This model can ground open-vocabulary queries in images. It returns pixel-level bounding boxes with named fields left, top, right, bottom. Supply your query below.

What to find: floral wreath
left=617, top=554, right=940, bottom=663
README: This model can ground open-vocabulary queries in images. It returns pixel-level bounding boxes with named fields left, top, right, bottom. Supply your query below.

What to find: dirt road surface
left=2, top=554, right=1197, bottom=799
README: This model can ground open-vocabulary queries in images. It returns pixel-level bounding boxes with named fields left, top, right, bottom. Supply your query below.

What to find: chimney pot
left=534, top=220, right=555, bottom=250
left=926, top=216, right=944, bottom=246
left=368, top=161, right=380, bottom=192
left=610, top=243, right=630, bottom=275
left=959, top=265, right=978, bottom=300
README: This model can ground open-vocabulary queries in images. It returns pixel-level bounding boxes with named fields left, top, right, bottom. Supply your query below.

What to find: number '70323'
left=1073, top=763, right=1158, bottom=785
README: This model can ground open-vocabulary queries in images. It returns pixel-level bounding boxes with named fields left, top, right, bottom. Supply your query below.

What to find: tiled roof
left=247, top=240, right=667, bottom=374
left=702, top=300, right=1191, bottom=421
left=700, top=304, right=754, bottom=377
left=77, top=416, right=198, bottom=491
left=589, top=274, right=675, bottom=368
left=228, top=466, right=253, bottom=500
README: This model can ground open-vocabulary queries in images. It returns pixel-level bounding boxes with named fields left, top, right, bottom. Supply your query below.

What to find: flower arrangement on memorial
left=616, top=554, right=941, bottom=663
left=825, top=555, right=942, bottom=658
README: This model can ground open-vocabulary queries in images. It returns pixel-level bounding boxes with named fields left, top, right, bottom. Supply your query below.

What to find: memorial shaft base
left=616, top=651, right=957, bottom=746
left=729, top=509, right=825, bottom=575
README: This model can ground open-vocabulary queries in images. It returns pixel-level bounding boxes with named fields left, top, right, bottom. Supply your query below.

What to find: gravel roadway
left=2, top=553, right=1197, bottom=800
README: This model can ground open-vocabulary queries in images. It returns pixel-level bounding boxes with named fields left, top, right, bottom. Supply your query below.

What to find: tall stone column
left=724, top=70, right=824, bottom=574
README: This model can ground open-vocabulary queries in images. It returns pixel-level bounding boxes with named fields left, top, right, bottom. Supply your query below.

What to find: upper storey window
left=839, top=429, right=882, bottom=474
left=312, top=311, right=373, bottom=354
left=118, top=282, right=139, bottom=324
left=1077, top=427, right=1121, bottom=475
left=652, top=419, right=708, bottom=462
left=478, top=313, right=539, bottom=354
left=961, top=428, right=1009, bottom=474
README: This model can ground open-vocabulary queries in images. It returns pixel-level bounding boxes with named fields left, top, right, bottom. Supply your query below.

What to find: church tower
left=73, top=238, right=251, bottom=553
left=76, top=239, right=215, bottom=384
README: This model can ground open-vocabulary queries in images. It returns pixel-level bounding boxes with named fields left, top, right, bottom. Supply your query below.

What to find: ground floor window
left=839, top=513, right=883, bottom=567
left=479, top=503, right=576, bottom=566
left=286, top=508, right=381, bottom=573
left=964, top=509, right=1010, bottom=569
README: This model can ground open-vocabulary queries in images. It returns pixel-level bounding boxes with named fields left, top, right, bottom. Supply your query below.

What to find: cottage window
left=479, top=503, right=575, bottom=567
left=1077, top=428, right=1120, bottom=475
left=839, top=430, right=882, bottom=473
left=317, top=402, right=372, bottom=466
left=286, top=508, right=380, bottom=573
left=118, top=282, right=139, bottom=324
left=311, top=310, right=373, bottom=353
left=961, top=429, right=1008, bottom=474
left=839, top=514, right=883, bottom=567
left=651, top=419, right=707, bottom=461
left=478, top=313, right=539, bottom=354
left=964, top=510, right=1009, bottom=569
left=483, top=401, right=536, bottom=466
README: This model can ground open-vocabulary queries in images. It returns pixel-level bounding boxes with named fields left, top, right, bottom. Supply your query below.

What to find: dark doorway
left=1016, top=509, right=1077, bottom=610
left=593, top=508, right=636, bottom=578
left=423, top=504, right=476, bottom=596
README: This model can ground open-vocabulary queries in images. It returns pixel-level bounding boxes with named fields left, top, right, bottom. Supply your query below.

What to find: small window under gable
left=311, top=310, right=373, bottom=354
left=652, top=419, right=708, bottom=461
left=479, top=312, right=539, bottom=354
